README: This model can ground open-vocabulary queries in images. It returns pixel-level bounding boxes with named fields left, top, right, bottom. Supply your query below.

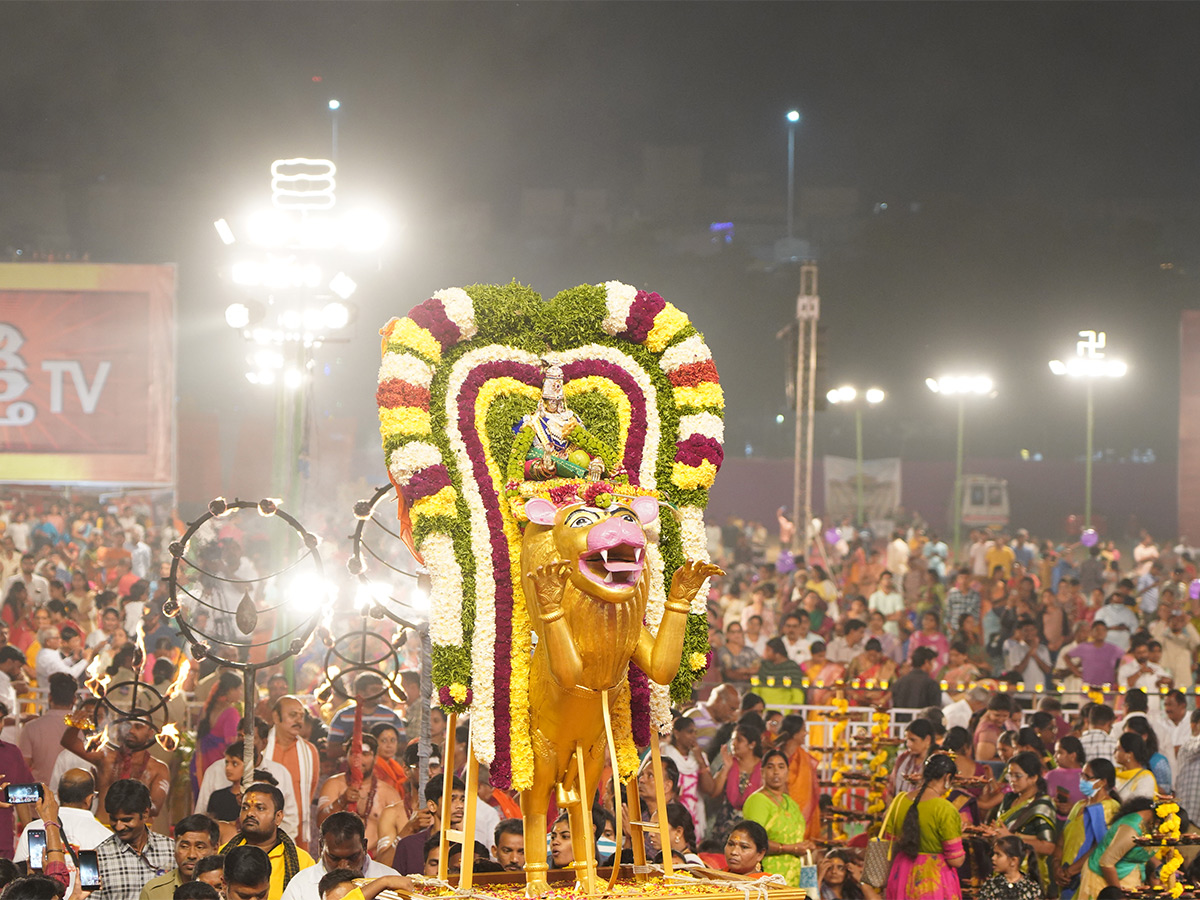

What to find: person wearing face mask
left=879, top=753, right=965, bottom=900
left=1054, top=759, right=1120, bottom=900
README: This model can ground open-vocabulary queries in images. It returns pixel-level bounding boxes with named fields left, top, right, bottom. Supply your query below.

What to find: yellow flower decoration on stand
left=1154, top=800, right=1185, bottom=898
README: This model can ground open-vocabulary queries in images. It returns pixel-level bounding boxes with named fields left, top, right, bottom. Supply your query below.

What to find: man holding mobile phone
left=15, top=769, right=111, bottom=890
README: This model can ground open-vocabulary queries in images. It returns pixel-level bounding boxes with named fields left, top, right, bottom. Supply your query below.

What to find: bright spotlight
left=925, top=377, right=940, bottom=393
left=288, top=576, right=335, bottom=617
left=775, top=413, right=785, bottom=424
left=1048, top=359, right=1068, bottom=376
left=328, top=99, right=341, bottom=111
left=328, top=272, right=357, bottom=300
left=865, top=388, right=886, bottom=405
left=836, top=386, right=857, bottom=403
left=786, top=109, right=801, bottom=123
left=322, top=301, right=350, bottom=329
left=284, top=368, right=304, bottom=389
left=341, top=209, right=388, bottom=252
left=214, top=219, right=236, bottom=245
left=246, top=210, right=290, bottom=248
left=302, top=309, right=325, bottom=332
left=224, top=303, right=251, bottom=329
left=280, top=310, right=302, bottom=331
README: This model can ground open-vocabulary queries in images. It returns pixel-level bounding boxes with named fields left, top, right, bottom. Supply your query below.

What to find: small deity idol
left=516, top=364, right=608, bottom=481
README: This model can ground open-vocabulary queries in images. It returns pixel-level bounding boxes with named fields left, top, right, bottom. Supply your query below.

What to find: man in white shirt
left=967, top=531, right=994, bottom=578
left=1003, top=618, right=1054, bottom=687
left=1118, top=638, right=1172, bottom=696
left=1094, top=588, right=1140, bottom=653
left=886, top=531, right=910, bottom=579
left=826, top=619, right=867, bottom=665
left=34, top=627, right=91, bottom=683
left=943, top=686, right=990, bottom=733
left=1165, top=690, right=1193, bottom=767
left=280, top=811, right=399, bottom=900
left=780, top=612, right=818, bottom=665
left=125, top=530, right=152, bottom=581
left=868, top=572, right=904, bottom=637
left=2, top=554, right=50, bottom=608
left=15, top=769, right=111, bottom=894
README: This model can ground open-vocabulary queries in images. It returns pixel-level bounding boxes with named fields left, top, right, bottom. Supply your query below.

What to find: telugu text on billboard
left=0, top=264, right=175, bottom=486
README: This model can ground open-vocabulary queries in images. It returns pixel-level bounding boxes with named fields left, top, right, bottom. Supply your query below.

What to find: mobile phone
left=27, top=829, right=45, bottom=871
left=4, top=783, right=44, bottom=804
left=77, top=849, right=101, bottom=891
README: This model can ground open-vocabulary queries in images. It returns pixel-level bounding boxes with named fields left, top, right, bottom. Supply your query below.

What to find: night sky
left=4, top=2, right=1199, bottom=475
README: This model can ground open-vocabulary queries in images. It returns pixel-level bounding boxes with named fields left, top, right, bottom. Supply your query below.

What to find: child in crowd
left=978, top=835, right=1041, bottom=900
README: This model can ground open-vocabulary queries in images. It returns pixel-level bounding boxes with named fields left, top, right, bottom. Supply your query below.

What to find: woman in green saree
left=743, top=749, right=810, bottom=884
left=992, top=751, right=1058, bottom=889
left=1076, top=796, right=1155, bottom=900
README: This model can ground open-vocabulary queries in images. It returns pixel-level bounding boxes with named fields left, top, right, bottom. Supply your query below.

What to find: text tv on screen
left=0, top=264, right=175, bottom=486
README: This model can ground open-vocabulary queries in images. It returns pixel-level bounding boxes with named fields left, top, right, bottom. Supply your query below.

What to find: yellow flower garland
left=379, top=405, right=432, bottom=437
left=387, top=317, right=443, bottom=362
left=411, top=485, right=458, bottom=520
left=671, top=460, right=718, bottom=490
left=673, top=382, right=724, bottom=410
left=644, top=303, right=690, bottom=352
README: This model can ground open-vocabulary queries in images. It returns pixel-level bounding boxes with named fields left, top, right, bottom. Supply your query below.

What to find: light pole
left=1049, top=331, right=1127, bottom=528
left=785, top=109, right=801, bottom=239
left=328, top=99, right=341, bottom=161
left=826, top=385, right=885, bottom=527
left=926, top=374, right=995, bottom=561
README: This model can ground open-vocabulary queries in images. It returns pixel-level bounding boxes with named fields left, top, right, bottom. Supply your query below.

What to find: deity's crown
left=541, top=363, right=565, bottom=401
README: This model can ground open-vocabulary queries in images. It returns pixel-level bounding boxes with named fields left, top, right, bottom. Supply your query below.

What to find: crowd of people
left=4, top=494, right=1200, bottom=900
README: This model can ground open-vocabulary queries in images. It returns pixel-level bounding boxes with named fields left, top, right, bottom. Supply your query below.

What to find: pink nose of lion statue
left=585, top=516, right=646, bottom=553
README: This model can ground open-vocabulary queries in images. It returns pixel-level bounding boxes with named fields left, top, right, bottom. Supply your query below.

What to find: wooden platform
left=373, top=866, right=807, bottom=900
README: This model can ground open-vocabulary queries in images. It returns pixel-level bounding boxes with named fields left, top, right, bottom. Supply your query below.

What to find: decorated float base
left=376, top=868, right=806, bottom=900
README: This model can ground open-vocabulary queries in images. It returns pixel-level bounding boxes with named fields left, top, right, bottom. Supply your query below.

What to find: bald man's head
left=59, top=768, right=97, bottom=807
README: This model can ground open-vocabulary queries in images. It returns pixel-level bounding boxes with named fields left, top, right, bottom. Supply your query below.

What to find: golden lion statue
left=519, top=493, right=722, bottom=893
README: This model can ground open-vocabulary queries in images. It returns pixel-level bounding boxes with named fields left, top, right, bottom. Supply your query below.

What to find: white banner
left=823, top=456, right=901, bottom=526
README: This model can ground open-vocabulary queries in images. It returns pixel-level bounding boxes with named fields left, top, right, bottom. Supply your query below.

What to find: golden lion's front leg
left=633, top=560, right=724, bottom=684
left=528, top=561, right=583, bottom=687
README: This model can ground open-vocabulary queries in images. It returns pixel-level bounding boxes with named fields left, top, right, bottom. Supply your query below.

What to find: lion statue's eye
left=567, top=511, right=599, bottom=528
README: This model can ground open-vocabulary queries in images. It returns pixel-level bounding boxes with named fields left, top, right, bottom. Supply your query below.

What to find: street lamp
left=1049, top=330, right=1128, bottom=528
left=926, top=374, right=995, bottom=560
left=826, top=384, right=885, bottom=527
left=785, top=109, right=801, bottom=239
left=328, top=99, right=341, bottom=161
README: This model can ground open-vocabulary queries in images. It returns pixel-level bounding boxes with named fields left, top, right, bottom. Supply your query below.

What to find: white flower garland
left=545, top=344, right=660, bottom=489
left=387, top=442, right=443, bottom=486
left=379, top=351, right=435, bottom=388
left=677, top=411, right=724, bottom=444
left=600, top=280, right=638, bottom=336
left=421, top=533, right=463, bottom=646
left=444, top=344, right=543, bottom=767
left=660, top=333, right=712, bottom=372
left=433, top=287, right=478, bottom=340
left=679, top=505, right=711, bottom=615
left=643, top=542, right=674, bottom=735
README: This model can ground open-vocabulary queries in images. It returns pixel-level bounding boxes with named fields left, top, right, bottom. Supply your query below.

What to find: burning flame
left=156, top=723, right=180, bottom=751
left=164, top=658, right=191, bottom=702
left=84, top=724, right=110, bottom=754
left=83, top=652, right=109, bottom=697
